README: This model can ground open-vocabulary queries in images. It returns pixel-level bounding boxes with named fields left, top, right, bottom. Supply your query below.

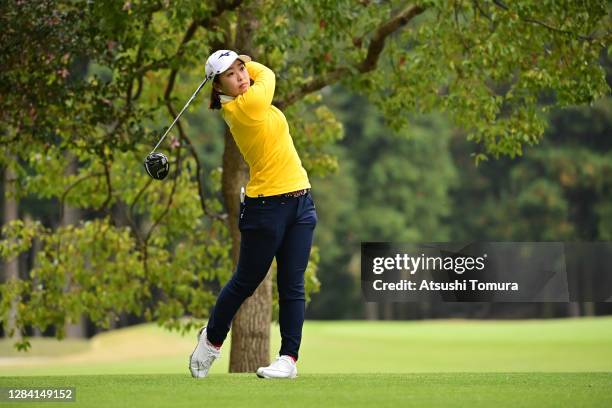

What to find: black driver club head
left=144, top=152, right=169, bottom=180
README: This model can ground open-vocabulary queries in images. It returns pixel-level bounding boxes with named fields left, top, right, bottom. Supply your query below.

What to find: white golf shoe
left=189, top=327, right=221, bottom=378
left=256, top=355, right=298, bottom=379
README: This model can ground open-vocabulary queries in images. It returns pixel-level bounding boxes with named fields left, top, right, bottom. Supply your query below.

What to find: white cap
left=205, top=50, right=252, bottom=81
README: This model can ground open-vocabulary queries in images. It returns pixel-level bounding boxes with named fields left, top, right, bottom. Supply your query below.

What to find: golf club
left=144, top=75, right=210, bottom=180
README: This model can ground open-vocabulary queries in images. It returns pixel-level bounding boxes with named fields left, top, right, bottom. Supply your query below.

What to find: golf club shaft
left=150, top=76, right=209, bottom=154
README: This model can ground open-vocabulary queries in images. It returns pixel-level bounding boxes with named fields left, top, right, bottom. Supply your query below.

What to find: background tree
left=1, top=0, right=610, bottom=374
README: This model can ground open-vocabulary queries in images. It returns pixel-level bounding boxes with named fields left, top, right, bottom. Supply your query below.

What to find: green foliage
left=247, top=0, right=609, bottom=161
left=0, top=167, right=233, bottom=350
left=2, top=0, right=610, bottom=347
left=1, top=0, right=324, bottom=351
left=305, top=88, right=457, bottom=319
left=286, top=93, right=345, bottom=177
left=449, top=97, right=612, bottom=241
left=363, top=0, right=611, bottom=160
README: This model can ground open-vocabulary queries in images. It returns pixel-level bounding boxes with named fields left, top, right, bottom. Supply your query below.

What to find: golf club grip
left=150, top=76, right=209, bottom=154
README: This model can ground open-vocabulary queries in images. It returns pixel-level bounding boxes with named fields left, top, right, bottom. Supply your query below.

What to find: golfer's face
left=219, top=60, right=250, bottom=96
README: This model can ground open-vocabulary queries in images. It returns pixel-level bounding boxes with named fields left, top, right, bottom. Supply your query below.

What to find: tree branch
left=127, top=177, right=152, bottom=246
left=134, top=0, right=245, bottom=78
left=58, top=172, right=104, bottom=226
left=278, top=4, right=426, bottom=109
left=491, top=0, right=596, bottom=42
left=97, top=156, right=113, bottom=212
left=135, top=0, right=243, bottom=248
left=179, top=131, right=228, bottom=222
left=127, top=11, right=153, bottom=104
left=144, top=144, right=182, bottom=243
left=472, top=0, right=493, bottom=21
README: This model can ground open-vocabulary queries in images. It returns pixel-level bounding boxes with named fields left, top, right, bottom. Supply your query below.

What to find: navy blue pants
left=206, top=190, right=317, bottom=361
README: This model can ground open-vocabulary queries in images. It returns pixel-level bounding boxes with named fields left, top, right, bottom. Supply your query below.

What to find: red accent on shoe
left=286, top=355, right=297, bottom=364
left=206, top=339, right=222, bottom=349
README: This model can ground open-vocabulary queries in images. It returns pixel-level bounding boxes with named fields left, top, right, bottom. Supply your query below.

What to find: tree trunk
left=25, top=214, right=43, bottom=337
left=383, top=302, right=393, bottom=320
left=220, top=0, right=272, bottom=373
left=364, top=302, right=379, bottom=320
left=2, top=165, right=20, bottom=339
left=62, top=155, right=86, bottom=338
left=567, top=302, right=581, bottom=317
left=583, top=301, right=595, bottom=316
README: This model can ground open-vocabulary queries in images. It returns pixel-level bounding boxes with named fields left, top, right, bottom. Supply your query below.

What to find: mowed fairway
left=1, top=317, right=611, bottom=407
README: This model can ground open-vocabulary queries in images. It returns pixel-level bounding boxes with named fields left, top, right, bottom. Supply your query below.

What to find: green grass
left=1, top=317, right=611, bottom=406
left=0, top=373, right=611, bottom=408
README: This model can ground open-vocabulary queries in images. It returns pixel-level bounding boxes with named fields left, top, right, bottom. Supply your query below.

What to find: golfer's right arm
left=236, top=61, right=276, bottom=121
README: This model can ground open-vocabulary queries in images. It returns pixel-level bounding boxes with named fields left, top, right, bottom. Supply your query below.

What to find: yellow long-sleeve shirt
left=220, top=61, right=311, bottom=198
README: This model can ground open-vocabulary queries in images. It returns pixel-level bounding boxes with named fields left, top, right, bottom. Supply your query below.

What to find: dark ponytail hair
left=209, top=75, right=222, bottom=110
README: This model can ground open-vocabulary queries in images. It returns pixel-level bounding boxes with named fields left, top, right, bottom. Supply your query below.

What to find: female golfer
left=189, top=49, right=317, bottom=379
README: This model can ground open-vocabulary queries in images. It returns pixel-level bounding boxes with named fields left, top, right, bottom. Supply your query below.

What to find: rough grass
left=2, top=317, right=611, bottom=375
